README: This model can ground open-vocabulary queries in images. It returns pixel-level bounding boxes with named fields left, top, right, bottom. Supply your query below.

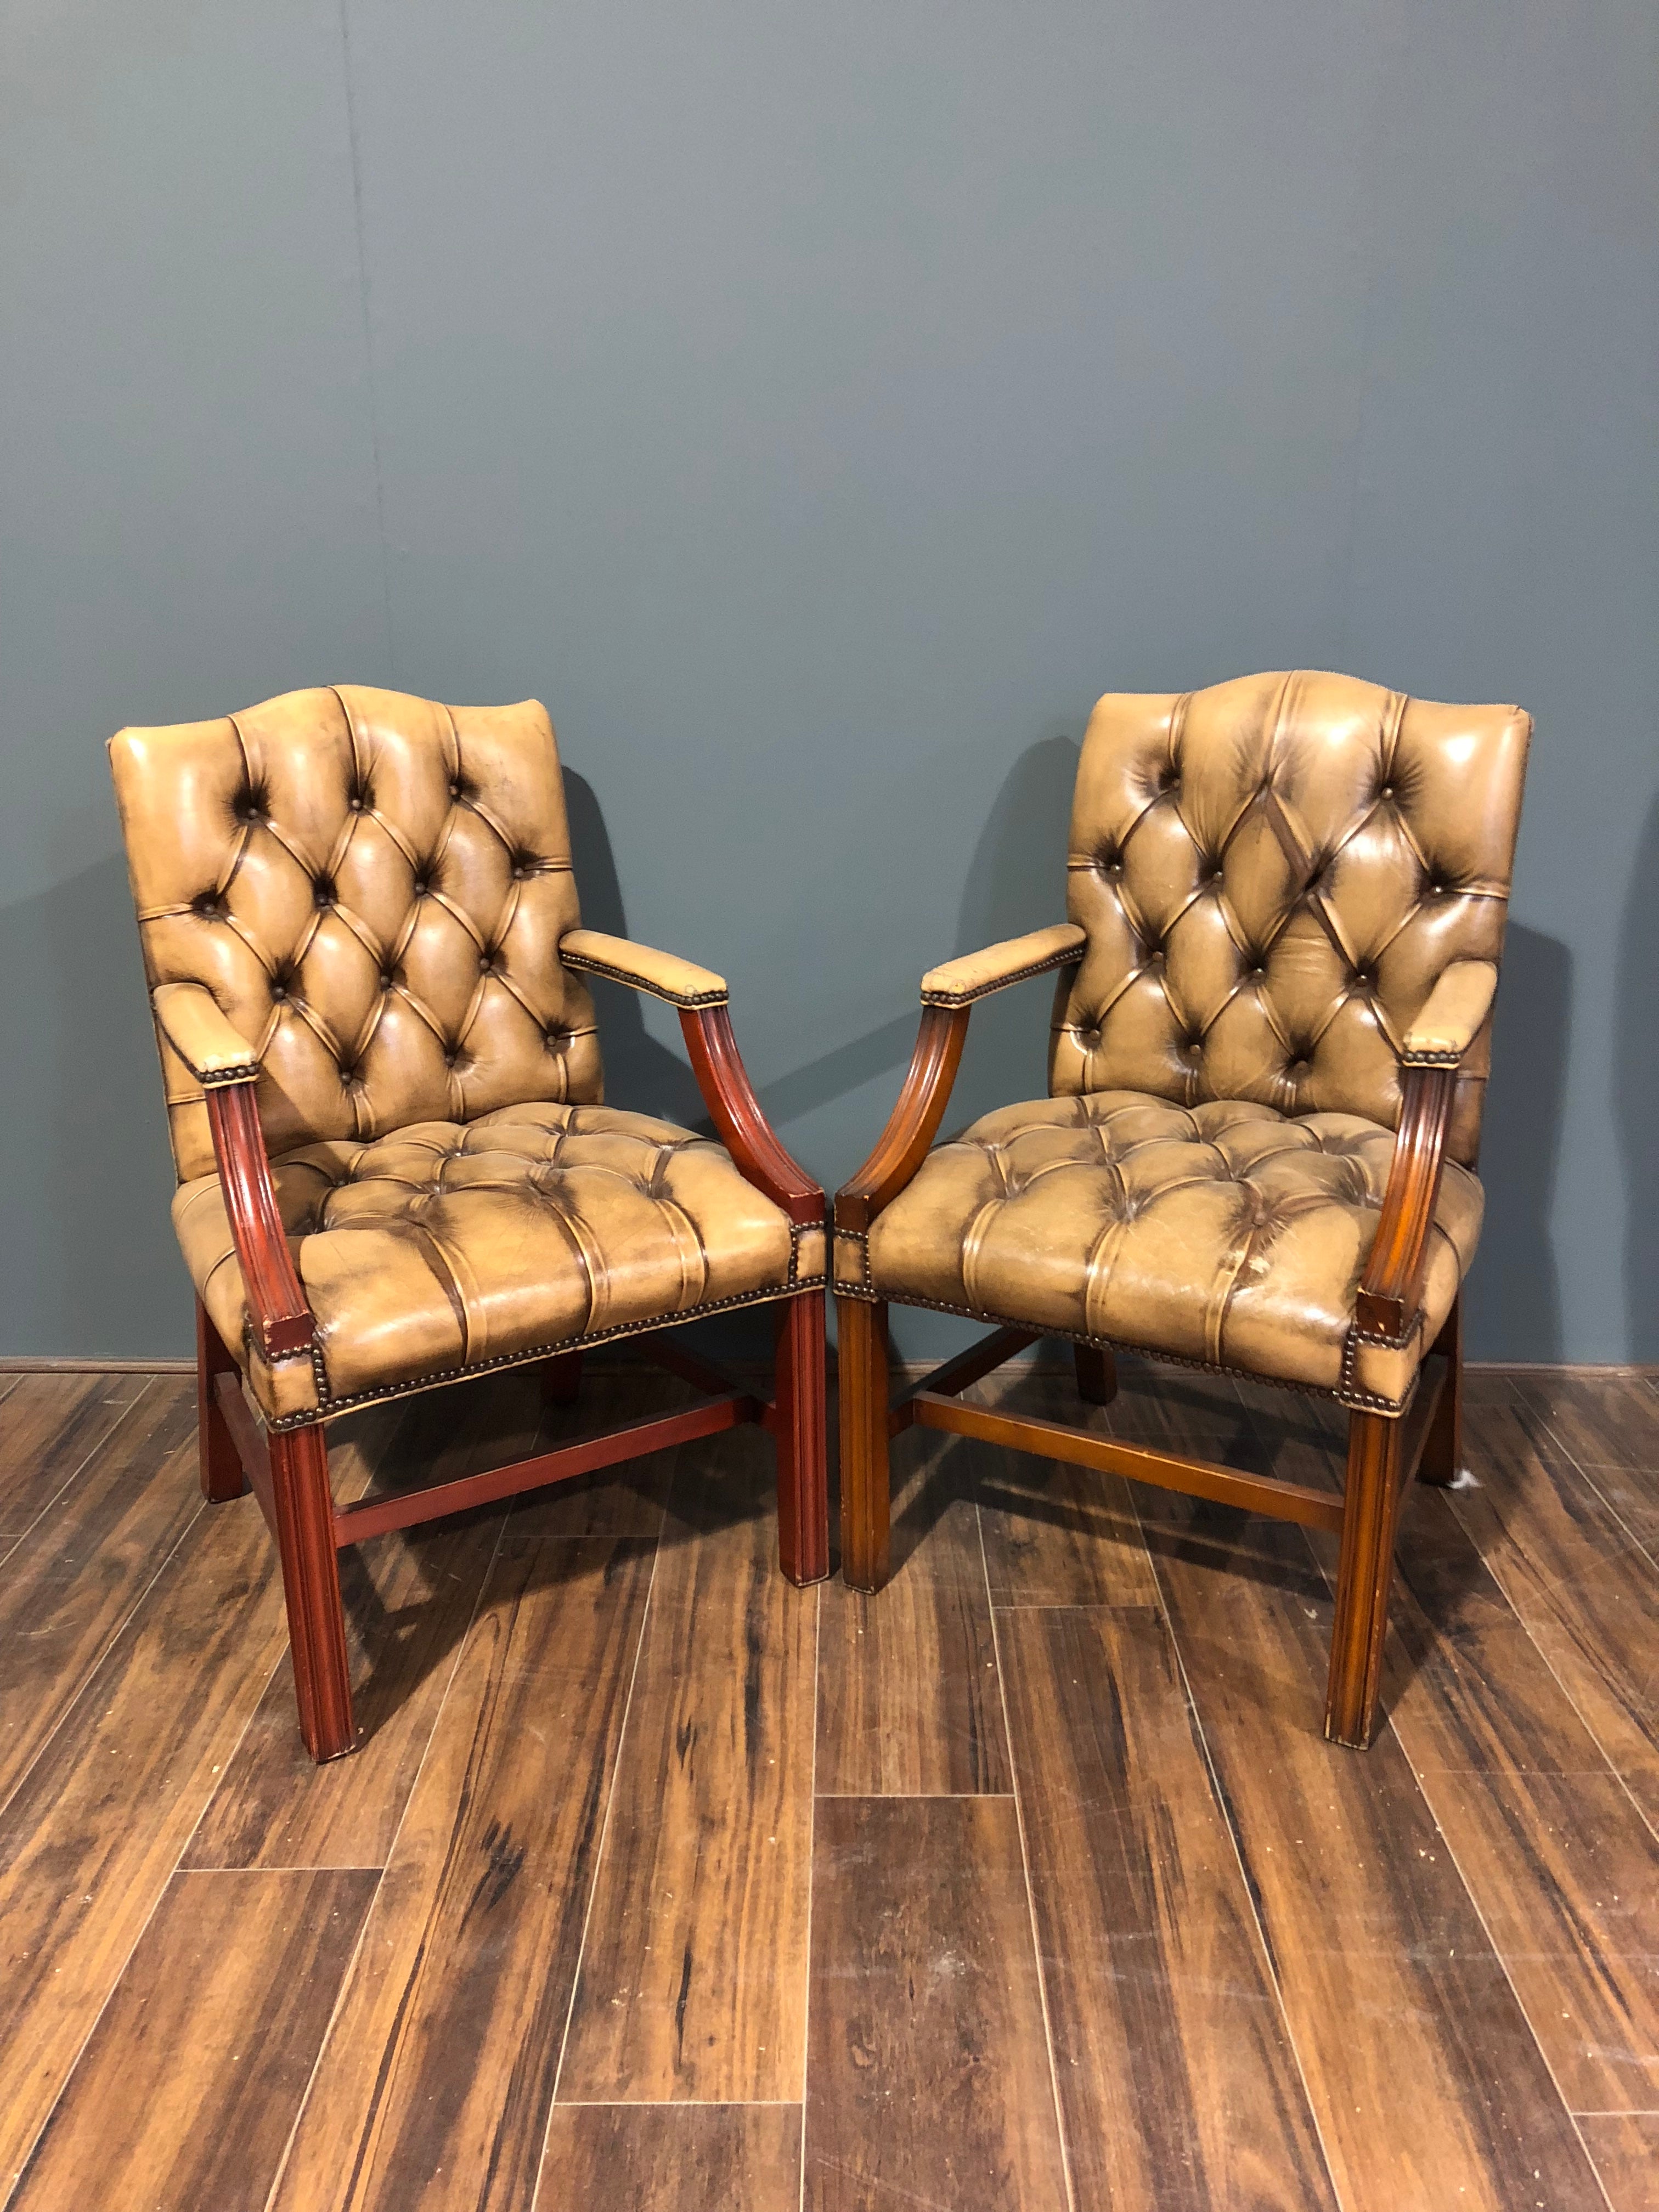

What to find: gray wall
left=3, top=0, right=1656, bottom=1363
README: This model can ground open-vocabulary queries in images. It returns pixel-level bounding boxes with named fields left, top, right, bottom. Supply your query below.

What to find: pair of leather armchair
left=109, top=670, right=1528, bottom=1760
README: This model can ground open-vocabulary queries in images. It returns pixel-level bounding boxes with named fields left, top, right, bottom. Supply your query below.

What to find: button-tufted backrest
left=109, top=685, right=603, bottom=1183
left=1050, top=670, right=1530, bottom=1167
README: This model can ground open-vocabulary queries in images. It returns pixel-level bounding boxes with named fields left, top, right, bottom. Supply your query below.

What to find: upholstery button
left=313, top=876, right=335, bottom=909
left=379, top=970, right=395, bottom=990
left=1380, top=784, right=1395, bottom=800
left=270, top=983, right=287, bottom=1002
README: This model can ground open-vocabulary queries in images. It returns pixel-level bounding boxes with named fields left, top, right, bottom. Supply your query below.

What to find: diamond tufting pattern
left=110, top=685, right=602, bottom=1184
left=174, top=1100, right=820, bottom=1424
left=1049, top=669, right=1530, bottom=1167
left=857, top=1092, right=1482, bottom=1409
left=110, top=685, right=825, bottom=1428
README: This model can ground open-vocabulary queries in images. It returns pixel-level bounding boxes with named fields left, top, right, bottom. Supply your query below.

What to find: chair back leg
left=1325, top=1410, right=1404, bottom=1748
left=774, top=1291, right=830, bottom=1586
left=269, top=1425, right=355, bottom=1762
left=1074, top=1341, right=1119, bottom=1407
left=195, top=1301, right=249, bottom=1503
left=1417, top=1296, right=1464, bottom=1487
left=837, top=1296, right=891, bottom=1591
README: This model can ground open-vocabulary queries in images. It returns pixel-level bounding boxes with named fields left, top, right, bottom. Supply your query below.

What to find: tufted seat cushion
left=840, top=1092, right=1482, bottom=1412
left=177, top=1101, right=826, bottom=1426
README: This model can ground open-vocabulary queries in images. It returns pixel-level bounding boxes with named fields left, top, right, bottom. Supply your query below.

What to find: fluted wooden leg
left=1074, top=1341, right=1118, bottom=1407
left=837, top=1296, right=891, bottom=1592
left=269, top=1424, right=354, bottom=1763
left=1417, top=1297, right=1463, bottom=1487
left=775, top=1290, right=830, bottom=1587
left=195, top=1300, right=247, bottom=1504
left=541, top=1350, right=583, bottom=1406
left=1325, top=1410, right=1403, bottom=1748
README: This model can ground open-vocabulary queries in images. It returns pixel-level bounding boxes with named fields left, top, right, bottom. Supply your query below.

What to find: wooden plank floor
left=0, top=1355, right=1655, bottom=2210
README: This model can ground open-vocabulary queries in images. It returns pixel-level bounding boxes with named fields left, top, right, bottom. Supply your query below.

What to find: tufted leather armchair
left=110, top=685, right=827, bottom=1761
left=835, top=669, right=1529, bottom=1748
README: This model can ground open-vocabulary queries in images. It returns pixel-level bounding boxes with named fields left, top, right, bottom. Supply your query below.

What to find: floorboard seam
left=1288, top=1476, right=1620, bottom=2212
left=1439, top=1488, right=1659, bottom=1852
left=534, top=1455, right=668, bottom=2192
left=0, top=1459, right=206, bottom=1838
left=1127, top=1378, right=1347, bottom=2212
left=0, top=1375, right=158, bottom=1573
left=798, top=1577, right=821, bottom=2212
left=1384, top=1734, right=1620, bottom=2212
left=257, top=1500, right=517, bottom=2212
left=974, top=1391, right=1079, bottom=2212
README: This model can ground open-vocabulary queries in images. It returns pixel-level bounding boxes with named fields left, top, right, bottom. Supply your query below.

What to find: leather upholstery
left=110, top=686, right=603, bottom=1185
left=1049, top=670, right=1530, bottom=1168
left=177, top=1100, right=822, bottom=1426
left=1402, top=958, right=1498, bottom=1066
left=921, top=923, right=1086, bottom=1008
left=843, top=671, right=1528, bottom=1417
left=850, top=1092, right=1480, bottom=1412
left=561, top=928, right=729, bottom=1007
left=111, top=685, right=825, bottom=1425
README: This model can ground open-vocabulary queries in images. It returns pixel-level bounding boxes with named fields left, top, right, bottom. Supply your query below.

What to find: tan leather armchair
left=110, top=685, right=827, bottom=1762
left=834, top=669, right=1529, bottom=1748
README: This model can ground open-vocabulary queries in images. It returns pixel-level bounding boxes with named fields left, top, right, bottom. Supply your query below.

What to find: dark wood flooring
left=0, top=1356, right=1655, bottom=2210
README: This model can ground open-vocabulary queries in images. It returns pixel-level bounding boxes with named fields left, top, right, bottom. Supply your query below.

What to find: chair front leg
left=541, top=1350, right=583, bottom=1406
left=195, top=1300, right=247, bottom=1503
left=1325, top=1410, right=1403, bottom=1748
left=1074, top=1341, right=1118, bottom=1407
left=774, top=1290, right=830, bottom=1587
left=1417, top=1296, right=1463, bottom=1487
left=269, top=1424, right=354, bottom=1762
left=838, top=1296, right=892, bottom=1592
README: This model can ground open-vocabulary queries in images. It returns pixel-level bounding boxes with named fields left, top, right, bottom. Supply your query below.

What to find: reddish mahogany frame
left=833, top=979, right=1465, bottom=1751
left=198, top=1001, right=827, bottom=1764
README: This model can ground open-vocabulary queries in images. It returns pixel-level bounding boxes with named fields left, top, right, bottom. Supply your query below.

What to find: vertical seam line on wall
left=336, top=0, right=397, bottom=680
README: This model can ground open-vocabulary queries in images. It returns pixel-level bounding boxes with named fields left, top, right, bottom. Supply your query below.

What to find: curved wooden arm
left=679, top=1004, right=822, bottom=1227
left=1355, top=1064, right=1456, bottom=1342
left=205, top=1080, right=316, bottom=1361
left=834, top=1005, right=972, bottom=1233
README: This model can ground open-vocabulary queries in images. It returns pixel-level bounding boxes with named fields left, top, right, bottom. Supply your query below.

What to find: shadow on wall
left=1615, top=787, right=1659, bottom=1362
left=562, top=769, right=708, bottom=1132
left=0, top=849, right=188, bottom=1355
left=947, top=732, right=1082, bottom=1133
left=1463, top=922, right=1569, bottom=1363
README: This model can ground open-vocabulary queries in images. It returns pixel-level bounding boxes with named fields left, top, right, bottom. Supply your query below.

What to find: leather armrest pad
left=152, top=982, right=261, bottom=1086
left=921, top=922, right=1086, bottom=1007
left=561, top=928, right=729, bottom=1008
left=1402, top=959, right=1499, bottom=1066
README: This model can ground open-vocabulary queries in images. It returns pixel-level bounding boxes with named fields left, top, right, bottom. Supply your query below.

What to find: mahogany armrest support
left=834, top=1004, right=972, bottom=1233
left=679, top=1005, right=822, bottom=1227
left=837, top=929, right=1086, bottom=1233
left=561, top=928, right=728, bottom=1008
left=560, top=926, right=815, bottom=1223
left=205, top=1081, right=316, bottom=1362
left=1355, top=1063, right=1457, bottom=1343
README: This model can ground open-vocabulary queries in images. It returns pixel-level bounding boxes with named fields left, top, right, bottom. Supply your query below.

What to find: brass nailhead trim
left=264, top=1270, right=829, bottom=1430
left=830, top=1267, right=1415, bottom=1418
